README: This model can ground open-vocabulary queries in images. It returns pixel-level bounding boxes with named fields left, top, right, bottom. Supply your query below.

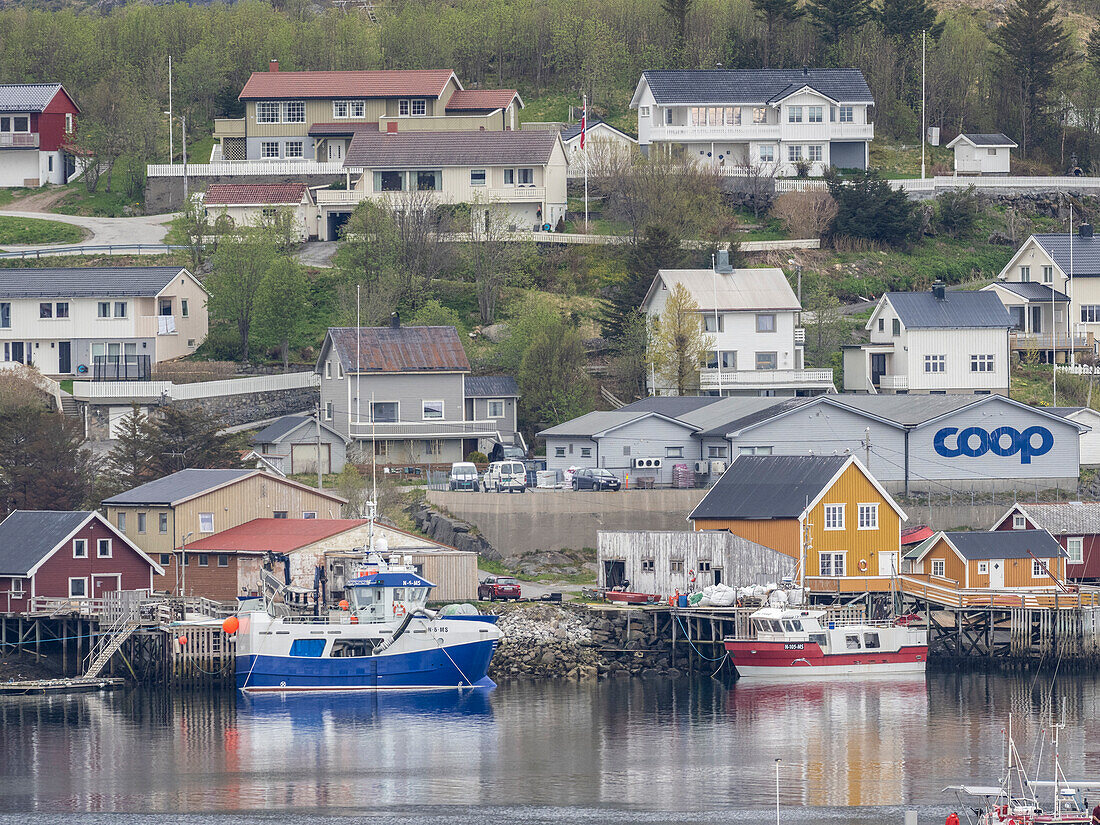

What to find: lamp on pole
left=179, top=531, right=194, bottom=598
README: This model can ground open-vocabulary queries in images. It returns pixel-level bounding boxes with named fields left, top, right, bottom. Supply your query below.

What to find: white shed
left=1050, top=407, right=1100, bottom=466
left=947, top=133, right=1017, bottom=175
left=561, top=120, right=638, bottom=177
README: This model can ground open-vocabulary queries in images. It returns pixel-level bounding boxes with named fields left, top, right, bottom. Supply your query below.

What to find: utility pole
left=864, top=426, right=871, bottom=468
left=168, top=55, right=174, bottom=163
left=181, top=115, right=189, bottom=204
left=920, top=30, right=926, bottom=180
left=316, top=401, right=324, bottom=491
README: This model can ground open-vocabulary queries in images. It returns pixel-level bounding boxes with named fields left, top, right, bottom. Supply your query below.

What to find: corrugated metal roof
left=885, top=291, right=1013, bottom=329
left=186, top=518, right=370, bottom=553
left=989, top=281, right=1069, bottom=302
left=464, top=375, right=519, bottom=397
left=326, top=326, right=470, bottom=373
left=344, top=129, right=558, bottom=169
left=538, top=410, right=652, bottom=438
left=1032, top=234, right=1100, bottom=276
left=0, top=83, right=64, bottom=112
left=204, top=183, right=308, bottom=205
left=689, top=455, right=848, bottom=520
left=445, top=89, right=519, bottom=111
left=696, top=397, right=814, bottom=437
left=0, top=266, right=187, bottom=299
left=1014, top=503, right=1100, bottom=535
left=240, top=69, right=456, bottom=100
left=641, top=69, right=874, bottom=105
left=646, top=267, right=801, bottom=312
left=102, top=469, right=258, bottom=506
left=825, top=394, right=976, bottom=426
left=0, top=511, right=91, bottom=576
left=943, top=530, right=1066, bottom=560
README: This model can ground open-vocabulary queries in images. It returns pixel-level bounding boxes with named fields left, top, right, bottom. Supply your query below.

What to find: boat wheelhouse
left=723, top=607, right=928, bottom=678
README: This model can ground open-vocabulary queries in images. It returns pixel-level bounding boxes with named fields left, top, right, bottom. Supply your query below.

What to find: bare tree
left=604, top=154, right=727, bottom=241
left=465, top=201, right=529, bottom=324
left=770, top=191, right=838, bottom=239
left=733, top=161, right=779, bottom=219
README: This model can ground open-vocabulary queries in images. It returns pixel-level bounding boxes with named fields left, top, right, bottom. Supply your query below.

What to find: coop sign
left=933, top=425, right=1054, bottom=465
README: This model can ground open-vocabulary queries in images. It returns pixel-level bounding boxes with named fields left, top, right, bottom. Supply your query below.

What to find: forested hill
left=0, top=0, right=1098, bottom=170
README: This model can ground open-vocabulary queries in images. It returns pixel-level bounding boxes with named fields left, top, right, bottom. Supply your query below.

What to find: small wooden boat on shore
left=605, top=590, right=662, bottom=605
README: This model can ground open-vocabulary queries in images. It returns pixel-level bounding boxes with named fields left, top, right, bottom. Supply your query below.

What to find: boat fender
left=858, top=559, right=868, bottom=573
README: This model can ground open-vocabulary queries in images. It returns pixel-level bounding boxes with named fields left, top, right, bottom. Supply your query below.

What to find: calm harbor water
left=1, top=672, right=1099, bottom=824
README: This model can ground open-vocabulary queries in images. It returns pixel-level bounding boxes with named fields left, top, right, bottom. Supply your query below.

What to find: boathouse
left=0, top=510, right=163, bottom=613
left=907, top=530, right=1068, bottom=591
left=989, top=502, right=1100, bottom=582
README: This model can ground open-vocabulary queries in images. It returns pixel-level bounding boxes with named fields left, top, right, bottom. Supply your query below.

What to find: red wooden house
left=0, top=83, right=80, bottom=188
left=990, top=503, right=1100, bottom=582
left=0, top=511, right=163, bottom=613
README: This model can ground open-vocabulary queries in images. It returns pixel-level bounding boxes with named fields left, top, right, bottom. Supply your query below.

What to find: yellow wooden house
left=907, top=530, right=1067, bottom=590
left=688, top=454, right=907, bottom=590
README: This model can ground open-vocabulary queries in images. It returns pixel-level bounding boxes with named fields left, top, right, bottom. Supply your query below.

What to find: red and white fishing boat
left=723, top=607, right=928, bottom=678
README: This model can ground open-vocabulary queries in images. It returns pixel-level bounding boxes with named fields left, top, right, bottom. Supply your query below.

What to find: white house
left=312, top=129, right=568, bottom=240
left=988, top=224, right=1100, bottom=364
left=641, top=251, right=835, bottom=396
left=559, top=119, right=637, bottom=177
left=0, top=266, right=208, bottom=378
left=629, top=68, right=874, bottom=176
left=1048, top=407, right=1100, bottom=465
left=201, top=183, right=318, bottom=241
left=843, top=282, right=1013, bottom=395
left=0, top=83, right=80, bottom=188
left=947, top=133, right=1016, bottom=175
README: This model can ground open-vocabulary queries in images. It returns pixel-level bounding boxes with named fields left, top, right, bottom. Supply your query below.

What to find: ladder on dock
left=83, top=614, right=141, bottom=679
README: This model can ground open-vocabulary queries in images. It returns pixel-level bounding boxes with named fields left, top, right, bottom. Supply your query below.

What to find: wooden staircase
left=82, top=616, right=141, bottom=679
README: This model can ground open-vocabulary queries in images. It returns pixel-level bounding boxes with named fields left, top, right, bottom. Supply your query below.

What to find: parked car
left=478, top=575, right=522, bottom=601
left=449, top=462, right=480, bottom=492
left=484, top=460, right=527, bottom=493
left=571, top=467, right=621, bottom=491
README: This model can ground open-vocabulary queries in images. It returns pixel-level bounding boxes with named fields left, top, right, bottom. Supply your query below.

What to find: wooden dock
left=0, top=677, right=125, bottom=695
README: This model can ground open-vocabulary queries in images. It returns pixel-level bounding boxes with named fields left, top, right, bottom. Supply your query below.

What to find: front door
left=870, top=354, right=887, bottom=386
left=328, top=140, right=344, bottom=162
left=989, top=560, right=1005, bottom=589
left=10, top=341, right=25, bottom=365
left=58, top=341, right=71, bottom=374
left=1030, top=306, right=1043, bottom=334
left=878, top=552, right=899, bottom=577
left=604, top=560, right=625, bottom=588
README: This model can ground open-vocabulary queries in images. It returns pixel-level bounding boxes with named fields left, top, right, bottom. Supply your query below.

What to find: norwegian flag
left=580, top=98, right=586, bottom=151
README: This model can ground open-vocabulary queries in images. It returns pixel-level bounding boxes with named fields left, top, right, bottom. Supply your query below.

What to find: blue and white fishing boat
left=236, top=552, right=500, bottom=693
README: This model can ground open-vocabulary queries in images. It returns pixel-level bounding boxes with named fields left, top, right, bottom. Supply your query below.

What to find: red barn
left=0, top=511, right=163, bottom=613
left=0, top=83, right=81, bottom=188
left=990, top=503, right=1100, bottom=582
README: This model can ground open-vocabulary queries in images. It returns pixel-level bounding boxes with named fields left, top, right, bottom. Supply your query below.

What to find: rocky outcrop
left=410, top=503, right=502, bottom=560
left=487, top=603, right=680, bottom=681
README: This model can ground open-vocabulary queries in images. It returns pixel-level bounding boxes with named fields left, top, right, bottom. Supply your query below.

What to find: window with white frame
left=422, top=400, right=444, bottom=420
left=892, top=318, right=901, bottom=335
left=159, top=513, right=168, bottom=534
left=470, top=169, right=486, bottom=186
left=639, top=106, right=650, bottom=117
left=256, top=102, right=279, bottom=123
left=1082, top=306, right=1100, bottom=323
left=260, top=141, right=279, bottom=159
left=1020, top=265, right=1030, bottom=282
left=555, top=446, right=566, bottom=458
left=971, top=354, right=994, bottom=372
left=1067, top=537, right=1084, bottom=564
left=824, top=503, right=845, bottom=530
left=399, top=99, right=410, bottom=116
left=0, top=302, right=9, bottom=329
left=325, top=401, right=334, bottom=421
left=1043, top=265, right=1053, bottom=283
left=755, top=352, right=777, bottom=370
left=65, top=113, right=74, bottom=133
left=114, top=301, right=127, bottom=318
left=98, top=301, right=110, bottom=318
left=752, top=107, right=767, bottom=124
left=324, top=361, right=332, bottom=379
left=666, top=446, right=684, bottom=458
left=924, top=354, right=946, bottom=373
left=1032, top=559, right=1045, bottom=578
left=931, top=559, right=945, bottom=578
left=788, top=106, right=802, bottom=123
left=199, top=513, right=214, bottom=533
left=10, top=578, right=24, bottom=597
left=283, top=101, right=305, bottom=123
left=759, top=144, right=775, bottom=162
left=97, top=538, right=112, bottom=558
left=73, top=538, right=88, bottom=558
left=303, top=512, right=317, bottom=519
left=504, top=168, right=514, bottom=185
left=117, top=512, right=126, bottom=532
left=69, top=578, right=87, bottom=598
left=819, top=552, right=845, bottom=577
left=487, top=399, right=505, bottom=418
left=978, top=561, right=989, bottom=574
left=580, top=447, right=592, bottom=458
left=788, top=145, right=802, bottom=161
left=839, top=106, right=854, bottom=123
left=641, top=558, right=655, bottom=572
left=808, top=145, right=823, bottom=162
left=1013, top=514, right=1026, bottom=529
left=708, top=446, right=728, bottom=458
left=333, top=100, right=349, bottom=118
left=665, top=109, right=674, bottom=124
left=857, top=503, right=878, bottom=530
left=807, top=106, right=823, bottom=123
left=518, top=168, right=534, bottom=185
left=411, top=99, right=427, bottom=116
left=284, top=140, right=304, bottom=159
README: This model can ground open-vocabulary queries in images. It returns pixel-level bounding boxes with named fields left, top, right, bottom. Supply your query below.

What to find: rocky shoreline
left=486, top=603, right=683, bottom=680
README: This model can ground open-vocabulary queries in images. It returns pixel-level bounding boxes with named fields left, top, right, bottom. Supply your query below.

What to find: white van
left=484, top=460, right=527, bottom=493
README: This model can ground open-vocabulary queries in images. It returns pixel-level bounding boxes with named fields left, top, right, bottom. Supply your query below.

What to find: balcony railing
left=647, top=123, right=873, bottom=143
left=315, top=186, right=546, bottom=207
left=794, top=327, right=805, bottom=345
left=878, top=374, right=908, bottom=390
left=699, top=367, right=834, bottom=390
left=348, top=419, right=503, bottom=439
left=93, top=355, right=151, bottom=381
left=212, top=117, right=246, bottom=138
left=1010, top=332, right=1094, bottom=350
left=0, top=132, right=39, bottom=148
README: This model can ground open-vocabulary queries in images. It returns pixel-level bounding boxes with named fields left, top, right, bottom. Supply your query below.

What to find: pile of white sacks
left=695, top=584, right=806, bottom=607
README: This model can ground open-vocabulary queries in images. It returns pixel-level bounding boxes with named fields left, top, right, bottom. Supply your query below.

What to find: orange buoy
left=339, top=599, right=350, bottom=610
left=178, top=636, right=188, bottom=646
left=222, top=616, right=240, bottom=635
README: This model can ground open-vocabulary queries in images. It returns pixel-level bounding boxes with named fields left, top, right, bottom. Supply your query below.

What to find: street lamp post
left=179, top=531, right=194, bottom=598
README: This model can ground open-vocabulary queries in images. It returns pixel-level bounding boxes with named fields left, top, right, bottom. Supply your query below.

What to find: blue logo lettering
left=933, top=426, right=1053, bottom=464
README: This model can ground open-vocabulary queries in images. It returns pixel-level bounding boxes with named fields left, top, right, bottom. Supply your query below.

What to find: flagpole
left=583, top=93, right=589, bottom=233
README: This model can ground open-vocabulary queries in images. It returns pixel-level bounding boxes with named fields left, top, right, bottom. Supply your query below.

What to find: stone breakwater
left=487, top=603, right=681, bottom=680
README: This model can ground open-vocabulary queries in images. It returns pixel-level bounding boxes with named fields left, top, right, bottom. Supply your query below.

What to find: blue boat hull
left=237, top=638, right=498, bottom=692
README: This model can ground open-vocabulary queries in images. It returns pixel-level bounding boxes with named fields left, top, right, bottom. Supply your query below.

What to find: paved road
left=296, top=241, right=337, bottom=268
left=476, top=568, right=586, bottom=600
left=0, top=208, right=176, bottom=251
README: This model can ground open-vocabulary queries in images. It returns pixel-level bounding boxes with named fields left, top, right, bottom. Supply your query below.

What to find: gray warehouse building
left=539, top=394, right=1085, bottom=494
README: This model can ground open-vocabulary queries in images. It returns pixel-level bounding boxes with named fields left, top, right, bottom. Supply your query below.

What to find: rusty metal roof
left=326, top=325, right=470, bottom=373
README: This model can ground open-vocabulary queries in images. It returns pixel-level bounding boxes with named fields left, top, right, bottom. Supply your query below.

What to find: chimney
left=714, top=249, right=734, bottom=275
left=932, top=280, right=946, bottom=301
left=269, top=59, right=279, bottom=73
left=390, top=311, right=400, bottom=329
left=386, top=120, right=398, bottom=134
left=1080, top=223, right=1093, bottom=238
left=802, top=66, right=809, bottom=76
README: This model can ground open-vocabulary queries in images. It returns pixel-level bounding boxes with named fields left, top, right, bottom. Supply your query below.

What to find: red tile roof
left=445, top=89, right=521, bottom=111
left=204, top=183, right=309, bottom=206
left=186, top=518, right=370, bottom=553
left=240, top=70, right=457, bottom=101
left=326, top=325, right=470, bottom=373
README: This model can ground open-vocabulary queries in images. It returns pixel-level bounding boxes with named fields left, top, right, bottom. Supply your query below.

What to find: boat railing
left=726, top=616, right=916, bottom=642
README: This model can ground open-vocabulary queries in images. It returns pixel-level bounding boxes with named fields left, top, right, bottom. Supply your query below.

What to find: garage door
left=108, top=406, right=135, bottom=438
left=291, top=443, right=330, bottom=475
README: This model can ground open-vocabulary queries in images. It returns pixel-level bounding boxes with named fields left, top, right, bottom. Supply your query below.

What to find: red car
left=478, top=576, right=522, bottom=601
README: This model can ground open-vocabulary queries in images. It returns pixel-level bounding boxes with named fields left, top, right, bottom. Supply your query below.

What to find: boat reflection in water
left=728, top=673, right=930, bottom=809
left=239, top=683, right=494, bottom=725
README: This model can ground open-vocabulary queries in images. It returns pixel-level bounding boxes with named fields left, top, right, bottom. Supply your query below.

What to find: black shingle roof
left=886, top=291, right=1012, bottom=329
left=344, top=129, right=557, bottom=169
left=991, top=282, right=1069, bottom=302
left=102, top=469, right=256, bottom=506
left=0, top=267, right=188, bottom=299
left=620, top=396, right=723, bottom=416
left=251, top=416, right=312, bottom=444
left=689, top=455, right=848, bottom=521
left=641, top=69, right=873, bottom=105
left=0, top=511, right=92, bottom=576
left=1032, top=234, right=1100, bottom=277
left=465, top=375, right=519, bottom=398
left=942, top=530, right=1065, bottom=560
left=958, top=133, right=1016, bottom=146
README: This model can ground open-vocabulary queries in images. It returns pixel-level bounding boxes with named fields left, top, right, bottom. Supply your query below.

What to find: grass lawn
left=0, top=215, right=85, bottom=245
left=59, top=379, right=74, bottom=394
left=1011, top=362, right=1100, bottom=410
left=869, top=142, right=956, bottom=178
left=521, top=88, right=636, bottom=136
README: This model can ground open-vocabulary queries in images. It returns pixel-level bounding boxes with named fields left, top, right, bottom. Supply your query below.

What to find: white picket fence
left=72, top=371, right=319, bottom=402
left=775, top=175, right=1100, bottom=195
